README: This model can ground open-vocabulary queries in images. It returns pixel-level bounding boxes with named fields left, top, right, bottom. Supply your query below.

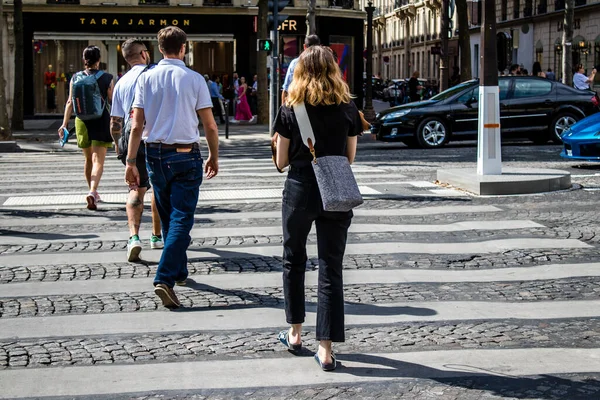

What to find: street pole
left=364, top=1, right=376, bottom=122
left=440, top=0, right=450, bottom=92
left=477, top=0, right=502, bottom=175
left=268, top=4, right=280, bottom=136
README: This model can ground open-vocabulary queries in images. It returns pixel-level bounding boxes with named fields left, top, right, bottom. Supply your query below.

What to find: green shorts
left=75, top=118, right=113, bottom=149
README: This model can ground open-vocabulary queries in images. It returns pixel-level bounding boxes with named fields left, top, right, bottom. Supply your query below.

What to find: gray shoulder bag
left=293, top=102, right=363, bottom=212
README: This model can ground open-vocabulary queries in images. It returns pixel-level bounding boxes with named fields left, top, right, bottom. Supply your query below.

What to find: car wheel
left=416, top=118, right=449, bottom=148
left=550, top=113, right=578, bottom=143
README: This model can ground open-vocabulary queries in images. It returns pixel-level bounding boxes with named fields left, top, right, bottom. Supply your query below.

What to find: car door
left=451, top=87, right=480, bottom=135
left=502, top=78, right=554, bottom=133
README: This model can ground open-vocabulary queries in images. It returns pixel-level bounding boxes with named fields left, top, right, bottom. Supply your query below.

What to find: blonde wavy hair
left=286, top=45, right=352, bottom=107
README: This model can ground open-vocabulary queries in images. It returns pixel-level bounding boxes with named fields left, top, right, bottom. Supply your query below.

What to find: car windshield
left=430, top=81, right=477, bottom=101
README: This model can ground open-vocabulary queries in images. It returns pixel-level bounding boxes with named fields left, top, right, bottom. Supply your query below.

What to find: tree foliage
left=455, top=0, right=472, bottom=82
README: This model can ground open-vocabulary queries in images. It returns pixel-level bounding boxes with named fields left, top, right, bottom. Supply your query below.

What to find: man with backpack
left=58, top=45, right=114, bottom=210
left=110, top=39, right=164, bottom=262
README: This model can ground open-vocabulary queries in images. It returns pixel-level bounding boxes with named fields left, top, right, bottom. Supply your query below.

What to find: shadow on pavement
left=340, top=353, right=598, bottom=400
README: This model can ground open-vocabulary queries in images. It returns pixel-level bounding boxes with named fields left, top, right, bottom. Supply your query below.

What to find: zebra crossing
left=1, top=146, right=600, bottom=399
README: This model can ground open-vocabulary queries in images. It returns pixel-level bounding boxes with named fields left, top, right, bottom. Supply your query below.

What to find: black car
left=372, top=76, right=600, bottom=148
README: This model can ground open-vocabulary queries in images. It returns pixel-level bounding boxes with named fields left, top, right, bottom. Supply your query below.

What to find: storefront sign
left=79, top=17, right=190, bottom=27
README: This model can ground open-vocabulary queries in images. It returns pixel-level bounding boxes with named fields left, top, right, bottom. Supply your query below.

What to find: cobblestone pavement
left=2, top=277, right=600, bottom=318
left=2, top=319, right=600, bottom=369
left=2, top=141, right=600, bottom=398
left=2, top=248, right=599, bottom=284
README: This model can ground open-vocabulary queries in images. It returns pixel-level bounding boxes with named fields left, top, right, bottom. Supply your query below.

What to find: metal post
left=268, top=2, right=280, bottom=135
left=364, top=1, right=376, bottom=122
left=224, top=100, right=229, bottom=139
left=477, top=0, right=501, bottom=175
left=440, top=0, right=450, bottom=92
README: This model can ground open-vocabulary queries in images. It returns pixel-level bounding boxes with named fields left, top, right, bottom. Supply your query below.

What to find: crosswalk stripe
left=0, top=205, right=503, bottom=226
left=1, top=220, right=543, bottom=245
left=2, top=300, right=600, bottom=340
left=1, top=348, right=598, bottom=398
left=0, top=238, right=590, bottom=267
left=3, top=263, right=600, bottom=298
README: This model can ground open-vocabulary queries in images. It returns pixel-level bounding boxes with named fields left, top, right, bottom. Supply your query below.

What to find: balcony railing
left=203, top=0, right=234, bottom=5
left=394, top=0, right=410, bottom=8
left=47, top=0, right=79, bottom=3
left=139, top=0, right=168, bottom=4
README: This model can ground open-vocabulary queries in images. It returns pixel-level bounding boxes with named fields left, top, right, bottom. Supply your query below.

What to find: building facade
left=468, top=0, right=600, bottom=83
left=363, top=0, right=600, bottom=86
left=359, top=0, right=460, bottom=84
left=1, top=0, right=365, bottom=116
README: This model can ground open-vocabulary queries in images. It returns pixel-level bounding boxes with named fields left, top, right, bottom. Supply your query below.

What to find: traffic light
left=257, top=39, right=273, bottom=53
left=267, top=0, right=290, bottom=31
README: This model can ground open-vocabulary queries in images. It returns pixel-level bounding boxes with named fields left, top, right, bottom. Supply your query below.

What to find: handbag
left=293, top=102, right=363, bottom=212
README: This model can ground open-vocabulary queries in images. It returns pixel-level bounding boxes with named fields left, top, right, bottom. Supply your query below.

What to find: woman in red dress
left=234, top=77, right=253, bottom=121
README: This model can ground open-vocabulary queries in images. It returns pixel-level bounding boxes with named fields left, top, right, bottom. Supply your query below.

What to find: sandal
left=278, top=330, right=302, bottom=353
left=314, top=352, right=337, bottom=371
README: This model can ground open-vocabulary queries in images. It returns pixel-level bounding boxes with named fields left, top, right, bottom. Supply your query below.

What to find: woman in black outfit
left=274, top=45, right=362, bottom=371
left=59, top=46, right=114, bottom=210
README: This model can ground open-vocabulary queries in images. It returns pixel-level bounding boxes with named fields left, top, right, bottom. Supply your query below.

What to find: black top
left=78, top=69, right=113, bottom=143
left=408, top=77, right=420, bottom=101
left=274, top=101, right=362, bottom=167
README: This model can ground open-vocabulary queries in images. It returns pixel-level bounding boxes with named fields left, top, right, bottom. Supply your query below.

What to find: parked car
left=560, top=112, right=600, bottom=161
left=371, top=76, right=600, bottom=148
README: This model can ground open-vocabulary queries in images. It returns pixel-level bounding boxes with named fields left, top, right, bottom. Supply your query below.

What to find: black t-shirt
left=408, top=77, right=420, bottom=101
left=274, top=101, right=362, bottom=167
left=78, top=69, right=113, bottom=143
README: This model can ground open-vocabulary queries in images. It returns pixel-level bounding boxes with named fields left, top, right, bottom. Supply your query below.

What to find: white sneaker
left=127, top=235, right=142, bottom=262
left=150, top=235, right=164, bottom=249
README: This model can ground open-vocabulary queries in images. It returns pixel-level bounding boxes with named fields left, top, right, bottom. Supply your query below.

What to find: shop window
left=46, top=0, right=79, bottom=3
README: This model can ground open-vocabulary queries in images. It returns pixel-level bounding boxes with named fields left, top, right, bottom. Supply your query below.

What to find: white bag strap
left=292, top=102, right=317, bottom=162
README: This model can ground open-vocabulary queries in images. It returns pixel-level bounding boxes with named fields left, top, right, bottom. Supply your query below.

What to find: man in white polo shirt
left=125, top=26, right=219, bottom=308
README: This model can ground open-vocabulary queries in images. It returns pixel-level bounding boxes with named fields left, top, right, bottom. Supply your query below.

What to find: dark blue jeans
left=145, top=144, right=203, bottom=288
left=282, top=165, right=352, bottom=342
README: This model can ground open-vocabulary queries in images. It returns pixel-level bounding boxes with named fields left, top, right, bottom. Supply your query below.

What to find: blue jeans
left=145, top=144, right=203, bottom=288
left=282, top=165, right=352, bottom=342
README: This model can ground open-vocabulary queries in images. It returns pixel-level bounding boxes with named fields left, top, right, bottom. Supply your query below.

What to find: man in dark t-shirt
left=408, top=71, right=423, bottom=102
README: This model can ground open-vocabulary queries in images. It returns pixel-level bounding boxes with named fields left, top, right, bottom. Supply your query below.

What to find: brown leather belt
left=146, top=142, right=196, bottom=149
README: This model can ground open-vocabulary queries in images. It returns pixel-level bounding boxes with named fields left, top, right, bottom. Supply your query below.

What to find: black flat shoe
left=278, top=330, right=302, bottom=353
left=314, top=352, right=336, bottom=371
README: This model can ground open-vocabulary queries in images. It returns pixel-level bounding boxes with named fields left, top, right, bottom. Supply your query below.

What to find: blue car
left=561, top=112, right=600, bottom=162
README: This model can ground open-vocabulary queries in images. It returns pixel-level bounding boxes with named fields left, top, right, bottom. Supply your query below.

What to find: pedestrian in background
left=125, top=26, right=219, bottom=308
left=408, top=70, right=423, bottom=102
left=207, top=74, right=225, bottom=124
left=250, top=74, right=258, bottom=115
left=546, top=68, right=556, bottom=81
left=234, top=76, right=253, bottom=122
left=110, top=38, right=163, bottom=262
left=273, top=45, right=362, bottom=371
left=58, top=45, right=114, bottom=210
left=574, top=64, right=597, bottom=90
left=281, top=34, right=320, bottom=105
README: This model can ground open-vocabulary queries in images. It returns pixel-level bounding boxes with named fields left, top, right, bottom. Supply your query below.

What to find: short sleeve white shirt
left=110, top=64, right=148, bottom=119
left=574, top=72, right=590, bottom=90
left=133, top=58, right=212, bottom=144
